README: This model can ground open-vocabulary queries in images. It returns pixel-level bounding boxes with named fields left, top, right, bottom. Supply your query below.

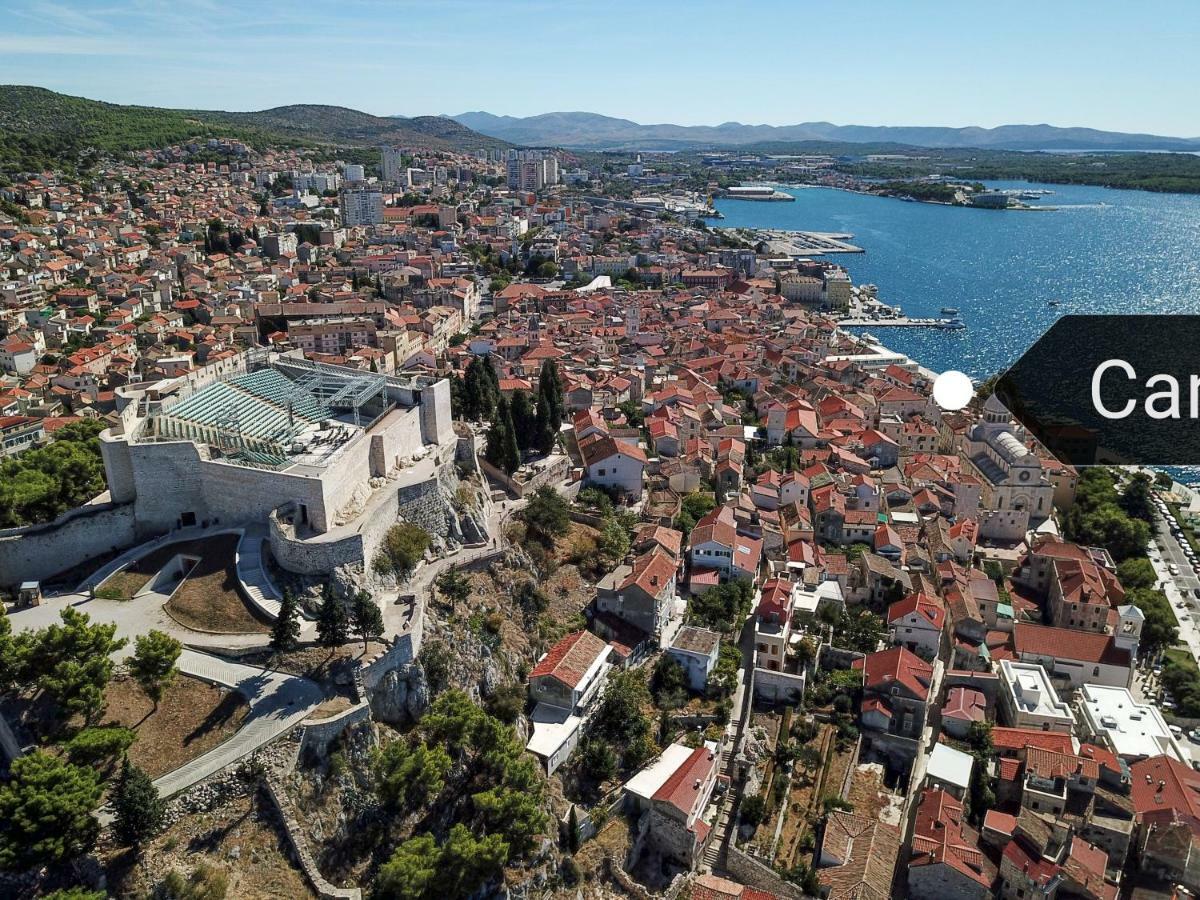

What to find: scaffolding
left=146, top=363, right=388, bottom=465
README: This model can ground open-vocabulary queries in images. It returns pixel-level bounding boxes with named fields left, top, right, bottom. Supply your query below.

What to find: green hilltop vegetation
left=0, top=85, right=507, bottom=173
left=827, top=145, right=1200, bottom=194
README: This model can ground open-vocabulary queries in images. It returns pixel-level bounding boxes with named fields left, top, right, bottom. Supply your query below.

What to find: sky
left=1, top=0, right=1198, bottom=136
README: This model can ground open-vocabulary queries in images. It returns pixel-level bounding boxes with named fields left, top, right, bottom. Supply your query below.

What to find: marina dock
left=837, top=315, right=966, bottom=329
left=720, top=227, right=864, bottom=256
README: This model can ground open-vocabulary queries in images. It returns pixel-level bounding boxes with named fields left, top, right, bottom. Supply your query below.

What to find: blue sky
left=1, top=0, right=1198, bottom=135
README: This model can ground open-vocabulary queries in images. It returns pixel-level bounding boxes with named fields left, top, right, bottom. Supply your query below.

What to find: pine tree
left=316, top=584, right=348, bottom=649
left=112, top=756, right=165, bottom=848
left=270, top=588, right=301, bottom=655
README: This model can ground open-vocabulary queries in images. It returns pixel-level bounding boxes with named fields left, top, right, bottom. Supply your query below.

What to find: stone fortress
left=0, top=350, right=470, bottom=585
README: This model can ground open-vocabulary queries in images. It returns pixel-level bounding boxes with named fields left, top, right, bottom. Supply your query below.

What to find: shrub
left=64, top=726, right=136, bottom=768
left=739, top=793, right=766, bottom=825
left=522, top=486, right=570, bottom=543
left=374, top=523, right=431, bottom=576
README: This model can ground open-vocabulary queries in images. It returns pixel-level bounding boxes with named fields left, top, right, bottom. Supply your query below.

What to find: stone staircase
left=236, top=525, right=289, bottom=620
left=700, top=749, right=740, bottom=867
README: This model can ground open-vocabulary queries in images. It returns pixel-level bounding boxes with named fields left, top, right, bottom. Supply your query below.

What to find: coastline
left=759, top=181, right=1055, bottom=212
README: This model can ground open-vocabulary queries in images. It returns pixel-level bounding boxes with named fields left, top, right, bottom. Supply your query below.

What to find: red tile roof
left=910, top=788, right=993, bottom=888
left=529, top=630, right=609, bottom=690
left=992, top=726, right=1076, bottom=756
left=1131, top=754, right=1200, bottom=833
left=652, top=745, right=717, bottom=817
left=852, top=646, right=933, bottom=700
left=1013, top=622, right=1130, bottom=668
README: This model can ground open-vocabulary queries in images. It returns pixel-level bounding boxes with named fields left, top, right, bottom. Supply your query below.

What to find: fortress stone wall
left=0, top=501, right=136, bottom=587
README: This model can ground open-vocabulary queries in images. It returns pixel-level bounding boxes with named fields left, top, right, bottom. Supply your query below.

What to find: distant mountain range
left=0, top=86, right=506, bottom=172
left=451, top=110, right=1200, bottom=152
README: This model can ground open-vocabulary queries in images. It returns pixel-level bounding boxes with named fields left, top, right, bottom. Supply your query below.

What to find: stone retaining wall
left=262, top=777, right=361, bottom=900
left=299, top=702, right=372, bottom=759
left=724, top=846, right=808, bottom=898
left=0, top=500, right=136, bottom=587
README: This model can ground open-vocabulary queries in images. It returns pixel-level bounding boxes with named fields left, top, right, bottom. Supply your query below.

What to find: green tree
left=739, top=793, right=766, bottom=825
left=375, top=834, right=439, bottom=898
left=436, top=569, right=472, bottom=606
left=1120, top=472, right=1157, bottom=523
left=270, top=588, right=301, bottom=655
left=690, top=579, right=754, bottom=632
left=316, top=584, right=348, bottom=648
left=1129, top=587, right=1180, bottom=654
left=0, top=751, right=102, bottom=870
left=112, top=756, right=165, bottom=848
left=0, top=604, right=20, bottom=694
left=374, top=523, right=430, bottom=576
left=567, top=804, right=580, bottom=852
left=129, top=629, right=182, bottom=709
left=375, top=740, right=452, bottom=811
left=509, top=389, right=536, bottom=457
left=32, top=608, right=126, bottom=723
left=1117, top=556, right=1158, bottom=591
left=592, top=670, right=654, bottom=769
left=522, top=486, right=570, bottom=543
left=533, top=358, right=564, bottom=455
left=485, top=396, right=520, bottom=476
left=581, top=737, right=618, bottom=782
left=0, top=419, right=107, bottom=527
left=597, top=517, right=630, bottom=565
left=64, top=725, right=135, bottom=768
left=617, top=399, right=644, bottom=427
left=651, top=653, right=688, bottom=709
left=351, top=591, right=384, bottom=651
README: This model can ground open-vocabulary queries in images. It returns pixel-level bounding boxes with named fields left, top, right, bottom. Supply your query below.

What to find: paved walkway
left=10, top=569, right=324, bottom=798
left=153, top=650, right=323, bottom=797
left=379, top=495, right=523, bottom=637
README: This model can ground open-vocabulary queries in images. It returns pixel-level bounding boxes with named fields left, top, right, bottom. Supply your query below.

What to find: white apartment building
left=341, top=188, right=384, bottom=227
left=998, top=659, right=1075, bottom=733
left=381, top=147, right=405, bottom=184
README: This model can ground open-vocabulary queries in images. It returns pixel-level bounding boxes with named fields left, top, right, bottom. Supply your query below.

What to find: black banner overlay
left=993, top=315, right=1200, bottom=467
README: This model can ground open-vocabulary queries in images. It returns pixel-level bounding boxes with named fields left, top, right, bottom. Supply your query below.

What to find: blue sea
left=714, top=180, right=1200, bottom=480
left=714, top=180, right=1200, bottom=379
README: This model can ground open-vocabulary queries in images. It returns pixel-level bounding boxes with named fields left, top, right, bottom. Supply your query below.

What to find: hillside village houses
left=3, top=134, right=1194, bottom=900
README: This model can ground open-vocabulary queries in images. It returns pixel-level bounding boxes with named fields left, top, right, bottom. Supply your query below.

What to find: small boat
left=1047, top=299, right=1061, bottom=306
left=941, top=306, right=959, bottom=315
left=940, top=317, right=967, bottom=330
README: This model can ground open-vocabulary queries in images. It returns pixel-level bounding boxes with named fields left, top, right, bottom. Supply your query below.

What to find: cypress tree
left=270, top=588, right=301, bottom=654
left=316, top=583, right=348, bottom=648
left=485, top=404, right=511, bottom=471
left=509, top=389, right=535, bottom=457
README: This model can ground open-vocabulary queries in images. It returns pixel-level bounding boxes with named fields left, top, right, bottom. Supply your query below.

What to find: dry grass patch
left=99, top=674, right=249, bottom=779
left=104, top=793, right=316, bottom=900
left=163, top=533, right=271, bottom=634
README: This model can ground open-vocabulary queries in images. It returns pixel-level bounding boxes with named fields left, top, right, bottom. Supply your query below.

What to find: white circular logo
left=933, top=370, right=974, bottom=412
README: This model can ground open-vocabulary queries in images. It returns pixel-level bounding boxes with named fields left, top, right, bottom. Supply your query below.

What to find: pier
left=837, top=316, right=966, bottom=330
left=719, top=227, right=864, bottom=256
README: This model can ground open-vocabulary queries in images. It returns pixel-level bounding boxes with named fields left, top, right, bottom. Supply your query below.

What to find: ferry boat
left=940, top=306, right=959, bottom=315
